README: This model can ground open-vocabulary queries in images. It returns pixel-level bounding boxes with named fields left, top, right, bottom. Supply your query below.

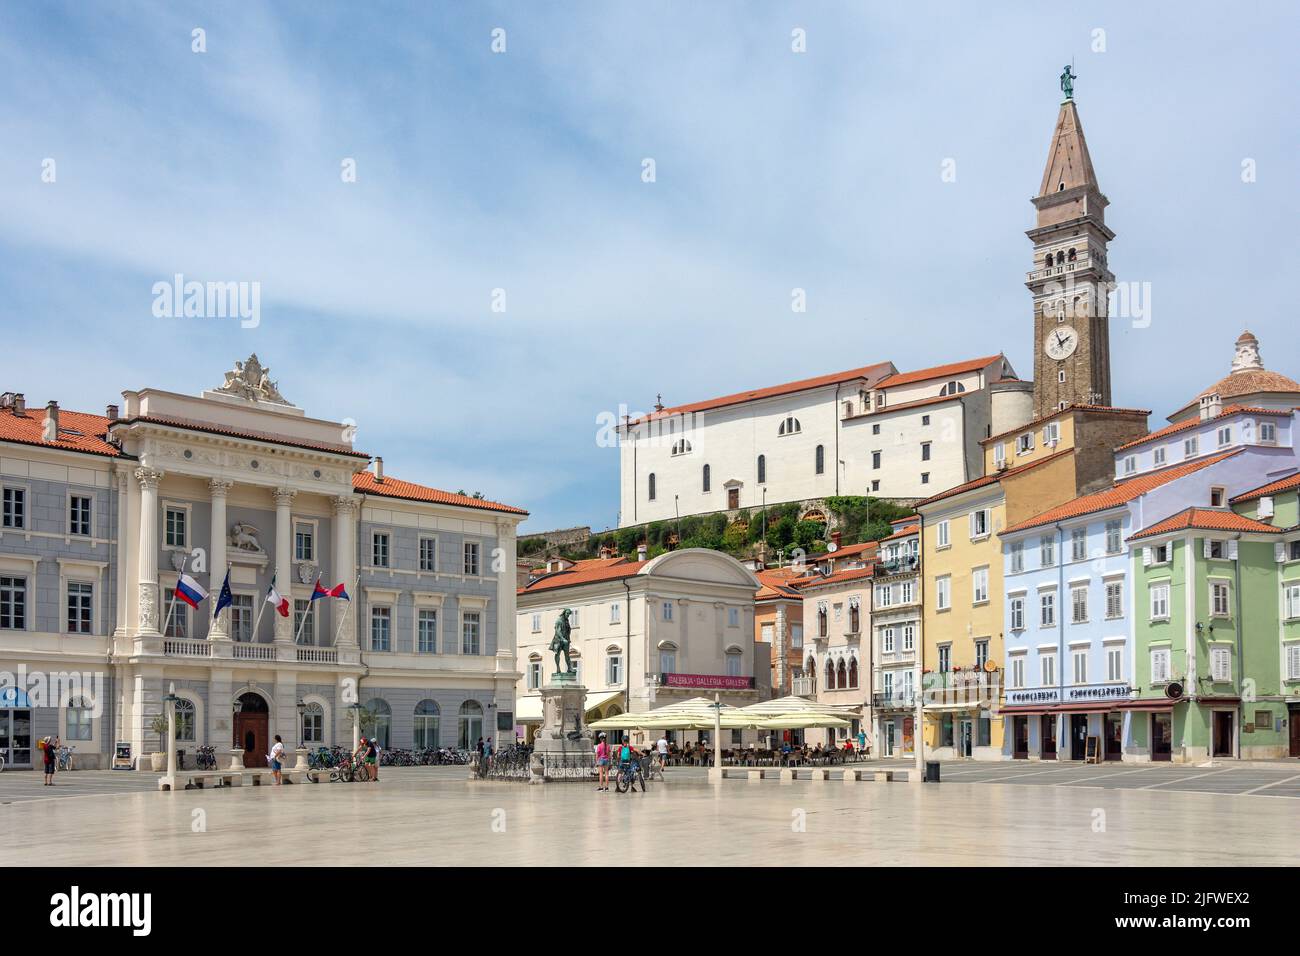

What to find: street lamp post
left=348, top=703, right=361, bottom=751
left=161, top=683, right=180, bottom=791
left=230, top=698, right=245, bottom=771
left=296, top=698, right=307, bottom=748
left=708, top=693, right=723, bottom=785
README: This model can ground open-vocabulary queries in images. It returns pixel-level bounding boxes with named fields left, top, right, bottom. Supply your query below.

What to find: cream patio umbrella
left=741, top=695, right=860, bottom=718
left=755, top=713, right=852, bottom=730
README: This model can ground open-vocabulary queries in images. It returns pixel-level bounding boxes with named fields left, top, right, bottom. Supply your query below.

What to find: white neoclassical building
left=617, top=354, right=1032, bottom=526
left=514, top=549, right=763, bottom=742
left=0, top=356, right=526, bottom=769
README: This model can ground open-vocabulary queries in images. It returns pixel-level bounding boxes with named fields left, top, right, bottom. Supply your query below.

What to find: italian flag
left=266, top=576, right=290, bottom=618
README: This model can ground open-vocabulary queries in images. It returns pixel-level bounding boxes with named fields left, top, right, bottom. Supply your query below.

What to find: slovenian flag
left=266, top=575, right=290, bottom=618
left=175, top=574, right=208, bottom=609
left=311, top=578, right=350, bottom=601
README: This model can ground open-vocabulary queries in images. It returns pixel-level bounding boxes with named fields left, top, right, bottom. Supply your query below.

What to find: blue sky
left=3, top=1, right=1297, bottom=532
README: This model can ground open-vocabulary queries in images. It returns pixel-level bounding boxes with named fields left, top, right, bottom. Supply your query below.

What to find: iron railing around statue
left=478, top=750, right=533, bottom=781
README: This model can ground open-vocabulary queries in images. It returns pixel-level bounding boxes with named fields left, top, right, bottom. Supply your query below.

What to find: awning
left=1117, top=700, right=1177, bottom=712
left=514, top=689, right=626, bottom=724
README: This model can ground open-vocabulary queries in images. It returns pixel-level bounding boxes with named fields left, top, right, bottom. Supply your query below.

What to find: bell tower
left=1027, top=74, right=1115, bottom=417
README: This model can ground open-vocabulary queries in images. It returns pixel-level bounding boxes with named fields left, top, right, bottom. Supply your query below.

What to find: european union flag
left=213, top=569, right=233, bottom=620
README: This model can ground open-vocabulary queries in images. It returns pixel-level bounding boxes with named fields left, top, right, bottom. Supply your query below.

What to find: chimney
left=636, top=541, right=648, bottom=562
left=831, top=531, right=842, bottom=548
left=43, top=401, right=59, bottom=442
left=1199, top=393, right=1222, bottom=421
left=105, top=403, right=119, bottom=421
left=13, top=393, right=24, bottom=415
left=374, top=456, right=384, bottom=482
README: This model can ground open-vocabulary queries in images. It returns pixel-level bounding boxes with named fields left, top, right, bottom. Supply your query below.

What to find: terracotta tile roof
left=1230, top=470, right=1300, bottom=504
left=1171, top=369, right=1300, bottom=419
left=875, top=355, right=1006, bottom=390
left=864, top=392, right=964, bottom=415
left=0, top=404, right=121, bottom=458
left=1002, top=450, right=1243, bottom=535
left=1128, top=507, right=1283, bottom=541
left=122, top=413, right=370, bottom=458
left=353, top=470, right=528, bottom=516
left=629, top=361, right=895, bottom=424
left=805, top=541, right=877, bottom=563
left=982, top=404, right=1150, bottom=446
left=519, top=556, right=647, bottom=593
left=793, top=565, right=875, bottom=589
left=755, top=568, right=807, bottom=600
left=881, top=523, right=920, bottom=541
left=1115, top=404, right=1288, bottom=452
left=915, top=448, right=1074, bottom=508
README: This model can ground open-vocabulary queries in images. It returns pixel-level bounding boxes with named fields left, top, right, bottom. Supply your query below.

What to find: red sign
left=661, top=673, right=754, bottom=690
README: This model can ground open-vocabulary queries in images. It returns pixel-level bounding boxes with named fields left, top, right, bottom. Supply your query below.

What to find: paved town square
left=2, top=766, right=1296, bottom=867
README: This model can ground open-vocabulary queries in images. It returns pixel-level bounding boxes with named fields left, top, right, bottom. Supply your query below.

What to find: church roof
left=1169, top=331, right=1300, bottom=421
left=1038, top=100, right=1099, bottom=196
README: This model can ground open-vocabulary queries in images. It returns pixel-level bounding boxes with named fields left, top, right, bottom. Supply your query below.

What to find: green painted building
left=1129, top=487, right=1300, bottom=761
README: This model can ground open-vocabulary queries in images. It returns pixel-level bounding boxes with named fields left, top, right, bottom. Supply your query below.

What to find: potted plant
left=149, top=714, right=168, bottom=772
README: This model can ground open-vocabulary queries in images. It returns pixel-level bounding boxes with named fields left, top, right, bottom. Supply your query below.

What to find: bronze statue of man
left=1060, top=64, right=1077, bottom=100
left=549, top=609, right=576, bottom=675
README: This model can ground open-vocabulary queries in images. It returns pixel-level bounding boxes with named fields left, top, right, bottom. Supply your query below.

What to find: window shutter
left=1142, top=547, right=1152, bottom=567
left=1227, top=540, right=1238, bottom=560
left=1203, top=539, right=1212, bottom=559
left=1276, top=542, right=1287, bottom=563
left=969, top=513, right=977, bottom=538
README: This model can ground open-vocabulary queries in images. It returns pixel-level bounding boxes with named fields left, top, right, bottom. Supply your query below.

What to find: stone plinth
left=527, top=672, right=595, bottom=784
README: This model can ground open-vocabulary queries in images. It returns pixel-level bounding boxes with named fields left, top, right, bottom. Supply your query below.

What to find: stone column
left=273, top=488, right=296, bottom=644
left=775, top=603, right=789, bottom=696
left=332, top=495, right=358, bottom=647
left=135, top=467, right=164, bottom=636
left=208, top=479, right=234, bottom=640
left=494, top=516, right=518, bottom=724
left=112, top=465, right=131, bottom=637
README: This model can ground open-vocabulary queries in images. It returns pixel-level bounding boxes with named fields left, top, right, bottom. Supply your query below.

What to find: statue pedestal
left=527, top=673, right=594, bottom=785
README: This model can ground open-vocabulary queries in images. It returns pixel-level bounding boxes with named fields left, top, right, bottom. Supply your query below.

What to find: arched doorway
left=234, top=692, right=269, bottom=769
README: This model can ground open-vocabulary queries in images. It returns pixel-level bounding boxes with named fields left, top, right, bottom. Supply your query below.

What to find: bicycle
left=196, top=745, right=218, bottom=771
left=646, top=753, right=666, bottom=782
left=614, top=759, right=646, bottom=794
left=56, top=746, right=75, bottom=771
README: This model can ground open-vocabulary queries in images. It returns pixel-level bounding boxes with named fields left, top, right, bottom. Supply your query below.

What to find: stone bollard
left=842, top=769, right=860, bottom=784
left=779, top=769, right=797, bottom=784
left=228, top=748, right=246, bottom=771
left=810, top=769, right=828, bottom=782
left=293, top=748, right=310, bottom=772
left=747, top=769, right=764, bottom=783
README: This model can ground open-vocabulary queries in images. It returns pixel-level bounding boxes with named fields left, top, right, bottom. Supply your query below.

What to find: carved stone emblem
left=297, top=562, right=317, bottom=585
left=229, top=521, right=264, bottom=552
left=214, top=353, right=292, bottom=406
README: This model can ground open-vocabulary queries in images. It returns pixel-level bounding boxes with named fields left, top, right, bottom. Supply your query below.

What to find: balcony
left=162, top=638, right=211, bottom=658
left=877, top=556, right=920, bottom=576
left=872, top=691, right=917, bottom=710
left=791, top=677, right=815, bottom=697
left=297, top=646, right=338, bottom=664
left=233, top=643, right=276, bottom=661
left=1026, top=251, right=1094, bottom=283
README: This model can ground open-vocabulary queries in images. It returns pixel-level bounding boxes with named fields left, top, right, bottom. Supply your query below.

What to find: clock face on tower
left=1044, top=326, right=1078, bottom=360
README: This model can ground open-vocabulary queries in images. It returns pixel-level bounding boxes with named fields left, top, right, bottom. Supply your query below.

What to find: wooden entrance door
left=1012, top=717, right=1029, bottom=759
left=1151, top=713, right=1172, bottom=761
left=1070, top=715, right=1088, bottom=760
left=727, top=488, right=739, bottom=510
left=234, top=693, right=270, bottom=769
left=1290, top=707, right=1300, bottom=758
left=1104, top=713, right=1123, bottom=761
left=1041, top=716, right=1057, bottom=759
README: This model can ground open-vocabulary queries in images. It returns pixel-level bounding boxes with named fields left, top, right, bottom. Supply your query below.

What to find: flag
left=174, top=574, right=208, bottom=609
left=265, top=575, right=290, bottom=618
left=311, top=579, right=350, bottom=602
left=213, top=570, right=233, bottom=620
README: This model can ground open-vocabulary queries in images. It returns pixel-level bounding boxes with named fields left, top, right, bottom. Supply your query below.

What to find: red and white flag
left=266, top=575, right=290, bottom=617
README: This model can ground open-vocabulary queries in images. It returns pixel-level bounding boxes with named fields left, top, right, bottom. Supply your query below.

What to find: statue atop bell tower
left=1027, top=77, right=1115, bottom=417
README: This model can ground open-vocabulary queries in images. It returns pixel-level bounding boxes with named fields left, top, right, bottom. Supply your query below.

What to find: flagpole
left=250, top=572, right=271, bottom=644
left=332, top=572, right=361, bottom=646
left=162, top=553, right=187, bottom=639
left=294, top=579, right=318, bottom=645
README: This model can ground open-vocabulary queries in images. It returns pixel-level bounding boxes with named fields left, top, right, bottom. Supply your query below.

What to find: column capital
left=134, top=467, right=165, bottom=490
left=273, top=487, right=298, bottom=507
left=208, top=478, right=235, bottom=498
left=331, top=495, right=359, bottom=516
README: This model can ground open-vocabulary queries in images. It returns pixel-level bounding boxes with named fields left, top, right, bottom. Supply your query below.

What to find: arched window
left=1067, top=248, right=1077, bottom=261
left=413, top=699, right=440, bottom=749
left=174, top=698, right=196, bottom=742
left=702, top=464, right=711, bottom=493
left=1056, top=251, right=1065, bottom=266
left=779, top=416, right=801, bottom=436
left=302, top=701, right=324, bottom=744
left=648, top=473, right=656, bottom=501
left=836, top=659, right=848, bottom=690
left=725, top=649, right=743, bottom=677
left=815, top=444, right=825, bottom=475
left=367, top=698, right=392, bottom=749
left=939, top=380, right=966, bottom=397
left=817, top=606, right=827, bottom=638
left=848, top=658, right=859, bottom=689
left=843, top=401, right=854, bottom=417
left=671, top=439, right=691, bottom=456
left=757, top=455, right=766, bottom=484
left=825, top=659, right=836, bottom=690
left=457, top=700, right=483, bottom=750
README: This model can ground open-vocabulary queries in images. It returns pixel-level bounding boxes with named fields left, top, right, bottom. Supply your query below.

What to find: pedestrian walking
left=594, top=732, right=610, bottom=791
left=42, top=735, right=59, bottom=786
left=268, top=734, right=285, bottom=785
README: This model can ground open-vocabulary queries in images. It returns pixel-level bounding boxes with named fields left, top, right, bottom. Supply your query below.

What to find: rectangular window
left=921, top=472, right=930, bottom=485
left=463, top=542, right=480, bottom=576
left=994, top=443, right=1006, bottom=466
left=659, top=649, right=677, bottom=674
left=1151, top=648, right=1170, bottom=683
left=165, top=506, right=187, bottom=548
left=1010, top=596, right=1025, bottom=630
left=1105, top=581, right=1123, bottom=619
left=230, top=594, right=254, bottom=642
left=610, top=602, right=621, bottom=624
left=937, top=520, right=950, bottom=548
left=936, top=575, right=951, bottom=611
left=872, top=451, right=882, bottom=469
left=1071, top=649, right=1087, bottom=685
left=792, top=624, right=804, bottom=649
left=1017, top=433, right=1033, bottom=454
left=1071, top=528, right=1087, bottom=561
left=372, top=533, right=390, bottom=568
left=1105, top=520, right=1122, bottom=554
left=1040, top=535, right=1056, bottom=567
left=1291, top=541, right=1300, bottom=562
left=937, top=645, right=951, bottom=673
left=662, top=601, right=673, bottom=622
left=1071, top=585, right=1088, bottom=623
left=882, top=627, right=895, bottom=653
left=607, top=654, right=623, bottom=685
left=294, top=598, right=316, bottom=645
left=416, top=537, right=436, bottom=572
left=970, top=509, right=990, bottom=538
left=1211, top=581, right=1231, bottom=617
left=69, top=495, right=92, bottom=537
left=974, top=639, right=988, bottom=668
left=418, top=609, right=438, bottom=653
left=1106, top=646, right=1123, bottom=682
left=1, top=487, right=25, bottom=529
left=1040, top=590, right=1056, bottom=627
left=163, top=588, right=187, bottom=638
left=1040, top=652, right=1056, bottom=687
left=901, top=580, right=915, bottom=603
left=1011, top=656, right=1025, bottom=689
left=528, top=660, right=542, bottom=689
left=1184, top=436, right=1199, bottom=458
left=1154, top=447, right=1166, bottom=467
left=531, top=613, right=541, bottom=633
left=972, top=566, right=989, bottom=605
left=1210, top=646, right=1231, bottom=682
left=1010, top=542, right=1024, bottom=573
left=295, top=522, right=314, bottom=562
left=1217, top=426, right=1232, bottom=447
left=1285, top=584, right=1300, bottom=621
left=370, top=607, right=391, bottom=651
left=1123, top=456, right=1136, bottom=476
left=921, top=442, right=931, bottom=461
left=1261, top=421, right=1277, bottom=443
left=875, top=585, right=892, bottom=608
left=462, top=611, right=481, bottom=654
left=65, top=701, right=93, bottom=741
left=728, top=607, right=740, bottom=627
left=66, top=582, right=93, bottom=634
left=1150, top=584, right=1170, bottom=620
left=1285, top=643, right=1300, bottom=680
